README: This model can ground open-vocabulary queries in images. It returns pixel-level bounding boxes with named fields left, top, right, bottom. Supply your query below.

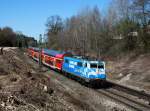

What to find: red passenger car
left=32, top=48, right=40, bottom=61
left=42, top=49, right=71, bottom=70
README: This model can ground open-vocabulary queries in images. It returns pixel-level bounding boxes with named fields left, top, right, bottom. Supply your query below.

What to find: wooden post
left=0, top=47, right=3, bottom=55
left=39, top=47, right=42, bottom=68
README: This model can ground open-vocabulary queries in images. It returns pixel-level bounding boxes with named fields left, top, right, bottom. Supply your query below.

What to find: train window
left=56, top=59, right=62, bottom=64
left=34, top=55, right=37, bottom=58
left=90, top=63, right=104, bottom=69
left=98, top=64, right=104, bottom=69
left=77, top=62, right=82, bottom=67
left=90, top=64, right=97, bottom=68
left=65, top=59, right=69, bottom=63
left=46, top=60, right=53, bottom=65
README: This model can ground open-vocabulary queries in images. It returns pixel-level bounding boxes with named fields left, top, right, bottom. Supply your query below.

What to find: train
left=28, top=47, right=106, bottom=84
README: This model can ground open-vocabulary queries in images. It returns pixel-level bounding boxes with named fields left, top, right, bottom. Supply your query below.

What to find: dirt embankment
left=0, top=48, right=53, bottom=111
left=106, top=53, right=150, bottom=93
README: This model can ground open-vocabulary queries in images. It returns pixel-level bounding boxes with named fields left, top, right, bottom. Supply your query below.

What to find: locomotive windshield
left=90, top=63, right=104, bottom=69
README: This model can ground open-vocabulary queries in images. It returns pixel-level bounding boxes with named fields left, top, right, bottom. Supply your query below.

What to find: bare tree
left=132, top=0, right=150, bottom=26
left=46, top=15, right=63, bottom=49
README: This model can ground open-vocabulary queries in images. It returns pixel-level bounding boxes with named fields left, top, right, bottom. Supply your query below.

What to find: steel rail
left=96, top=89, right=150, bottom=111
left=106, top=80, right=150, bottom=103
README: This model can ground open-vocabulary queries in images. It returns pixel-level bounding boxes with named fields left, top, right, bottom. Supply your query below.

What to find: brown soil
left=106, top=53, right=150, bottom=93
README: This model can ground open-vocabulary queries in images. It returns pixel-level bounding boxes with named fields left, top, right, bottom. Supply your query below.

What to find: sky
left=0, top=0, right=112, bottom=40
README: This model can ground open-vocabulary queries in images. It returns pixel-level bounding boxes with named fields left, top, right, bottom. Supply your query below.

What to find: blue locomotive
left=62, top=56, right=106, bottom=82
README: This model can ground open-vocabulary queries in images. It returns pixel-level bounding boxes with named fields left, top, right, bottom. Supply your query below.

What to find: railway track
left=107, top=80, right=150, bottom=103
left=95, top=80, right=150, bottom=111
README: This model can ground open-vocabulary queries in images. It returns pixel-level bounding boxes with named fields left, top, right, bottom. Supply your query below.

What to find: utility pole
left=81, top=38, right=86, bottom=57
left=44, top=33, right=47, bottom=48
left=39, top=34, right=42, bottom=68
left=83, top=39, right=85, bottom=57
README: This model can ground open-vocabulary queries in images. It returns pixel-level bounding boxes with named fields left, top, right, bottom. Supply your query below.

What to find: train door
left=55, top=58, right=63, bottom=70
left=76, top=62, right=83, bottom=76
left=83, top=62, right=88, bottom=78
left=48, top=56, right=54, bottom=67
left=44, top=55, right=54, bottom=67
left=53, top=58, right=56, bottom=68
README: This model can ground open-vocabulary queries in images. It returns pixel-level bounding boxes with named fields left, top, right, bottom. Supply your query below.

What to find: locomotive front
left=87, top=61, right=106, bottom=80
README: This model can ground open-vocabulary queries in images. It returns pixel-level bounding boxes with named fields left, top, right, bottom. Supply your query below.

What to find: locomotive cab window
left=90, top=64, right=97, bottom=68
left=90, top=63, right=104, bottom=69
left=98, top=64, right=104, bottom=69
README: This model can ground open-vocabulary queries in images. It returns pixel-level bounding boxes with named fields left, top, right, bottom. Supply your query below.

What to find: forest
left=45, top=0, right=150, bottom=58
left=0, top=27, right=37, bottom=47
